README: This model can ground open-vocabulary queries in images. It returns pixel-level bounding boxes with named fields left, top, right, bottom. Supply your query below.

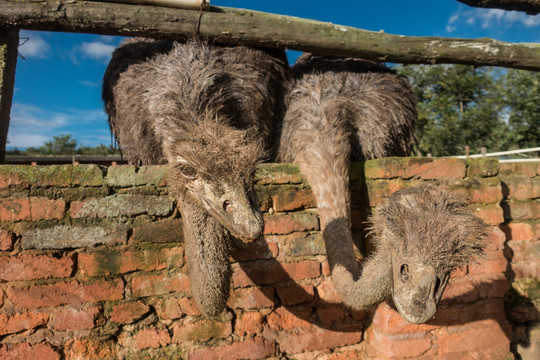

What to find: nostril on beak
left=223, top=200, right=232, bottom=213
left=400, top=264, right=409, bottom=282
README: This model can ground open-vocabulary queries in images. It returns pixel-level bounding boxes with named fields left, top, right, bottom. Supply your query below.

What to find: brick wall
left=0, top=158, right=537, bottom=359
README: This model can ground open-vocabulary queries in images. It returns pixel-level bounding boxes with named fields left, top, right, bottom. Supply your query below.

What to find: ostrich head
left=370, top=185, right=488, bottom=323
left=165, top=116, right=266, bottom=242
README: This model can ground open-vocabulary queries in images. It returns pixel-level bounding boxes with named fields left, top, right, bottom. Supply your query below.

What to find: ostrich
left=103, top=38, right=290, bottom=315
left=277, top=54, right=487, bottom=324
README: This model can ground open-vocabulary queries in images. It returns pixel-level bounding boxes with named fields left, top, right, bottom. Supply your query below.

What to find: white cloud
left=446, top=8, right=540, bottom=33
left=79, top=41, right=116, bottom=62
left=18, top=31, right=51, bottom=59
left=7, top=103, right=109, bottom=148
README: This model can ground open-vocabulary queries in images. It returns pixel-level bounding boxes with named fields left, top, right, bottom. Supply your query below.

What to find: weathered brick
left=133, top=328, right=171, bottom=350
left=235, top=311, right=264, bottom=337
left=317, top=279, right=342, bottom=303
left=365, top=179, right=406, bottom=206
left=487, top=226, right=507, bottom=251
left=52, top=306, right=100, bottom=331
left=266, top=306, right=312, bottom=331
left=228, top=286, right=274, bottom=310
left=0, top=343, right=60, bottom=360
left=505, top=201, right=540, bottom=221
left=78, top=246, right=183, bottom=276
left=22, top=225, right=126, bottom=250
left=470, top=203, right=505, bottom=226
left=64, top=338, right=116, bottom=360
left=441, top=273, right=509, bottom=304
left=6, top=279, right=124, bottom=308
left=502, top=222, right=535, bottom=241
left=131, top=218, right=183, bottom=243
left=0, top=164, right=103, bottom=189
left=316, top=305, right=345, bottom=327
left=452, top=177, right=502, bottom=204
left=255, top=163, right=304, bottom=185
left=189, top=337, right=276, bottom=360
left=433, top=319, right=511, bottom=356
left=364, top=157, right=412, bottom=179
left=110, top=301, right=150, bottom=324
left=277, top=324, right=363, bottom=354
left=503, top=176, right=540, bottom=200
left=105, top=165, right=168, bottom=187
left=466, top=158, right=499, bottom=178
left=468, top=250, right=507, bottom=275
left=230, top=235, right=278, bottom=261
left=172, top=318, right=232, bottom=342
left=0, top=311, right=49, bottom=335
left=507, top=240, right=540, bottom=262
left=272, top=186, right=316, bottom=212
left=0, top=229, right=13, bottom=251
left=275, top=284, right=314, bottom=306
left=131, top=272, right=190, bottom=297
left=283, top=232, right=326, bottom=257
left=364, top=327, right=434, bottom=359
left=405, top=158, right=466, bottom=180
left=0, top=254, right=74, bottom=281
left=500, top=162, right=538, bottom=178
left=233, top=260, right=320, bottom=288
left=512, top=261, right=540, bottom=280
left=263, top=212, right=319, bottom=234
left=0, top=197, right=65, bottom=221
left=70, top=194, right=172, bottom=218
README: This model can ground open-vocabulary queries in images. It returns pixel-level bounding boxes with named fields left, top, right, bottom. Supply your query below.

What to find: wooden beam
left=457, top=0, right=540, bottom=15
left=1, top=1, right=540, bottom=71
left=0, top=29, right=18, bottom=163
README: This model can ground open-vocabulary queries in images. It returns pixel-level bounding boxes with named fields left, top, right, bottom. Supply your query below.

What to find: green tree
left=502, top=69, right=540, bottom=150
left=40, top=134, right=77, bottom=155
left=397, top=64, right=511, bottom=156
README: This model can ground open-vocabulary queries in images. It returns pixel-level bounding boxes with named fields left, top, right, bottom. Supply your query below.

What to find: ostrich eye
left=400, top=264, right=409, bottom=282
left=178, top=164, right=198, bottom=180
left=223, top=200, right=232, bottom=213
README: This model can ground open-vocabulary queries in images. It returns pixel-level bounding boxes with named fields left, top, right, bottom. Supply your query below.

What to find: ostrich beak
left=390, top=261, right=449, bottom=324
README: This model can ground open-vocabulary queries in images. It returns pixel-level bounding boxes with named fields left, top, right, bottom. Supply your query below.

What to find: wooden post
left=0, top=29, right=18, bottom=163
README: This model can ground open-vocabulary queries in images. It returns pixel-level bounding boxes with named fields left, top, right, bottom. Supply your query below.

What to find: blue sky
left=8, top=0, right=540, bottom=149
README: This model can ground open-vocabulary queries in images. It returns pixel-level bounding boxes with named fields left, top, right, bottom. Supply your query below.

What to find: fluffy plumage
left=103, top=38, right=290, bottom=315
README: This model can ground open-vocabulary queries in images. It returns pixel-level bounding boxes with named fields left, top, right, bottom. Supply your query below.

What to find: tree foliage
left=397, top=64, right=538, bottom=157
left=8, top=134, right=119, bottom=156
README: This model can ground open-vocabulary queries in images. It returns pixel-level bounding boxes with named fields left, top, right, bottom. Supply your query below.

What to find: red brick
left=512, top=261, right=540, bottom=280
left=228, top=286, right=274, bottom=310
left=317, top=305, right=345, bottom=326
left=0, top=311, right=49, bottom=335
left=177, top=297, right=202, bottom=316
left=501, top=162, right=538, bottom=178
left=405, top=158, right=466, bottom=180
left=78, top=246, right=184, bottom=276
left=441, top=273, right=509, bottom=304
left=233, top=260, right=320, bottom=288
left=133, top=328, right=171, bottom=350
left=317, top=279, right=342, bottom=303
left=263, top=213, right=319, bottom=235
left=110, top=301, right=150, bottom=324
left=364, top=327, right=434, bottom=359
left=471, top=203, right=504, bottom=226
left=507, top=201, right=540, bottom=221
left=64, top=338, right=116, bottom=360
left=505, top=177, right=540, bottom=200
left=153, top=296, right=184, bottom=320
left=453, top=180, right=502, bottom=204
left=468, top=250, right=507, bottom=275
left=502, top=222, right=535, bottom=241
left=277, top=325, right=363, bottom=354
left=275, top=284, right=314, bottom=306
left=0, top=343, right=60, bottom=360
left=370, top=302, right=440, bottom=335
left=0, top=197, right=65, bottom=222
left=131, top=272, right=190, bottom=297
left=0, top=230, right=14, bottom=251
left=172, top=318, right=232, bottom=342
left=487, top=226, right=507, bottom=251
left=189, top=337, right=276, bottom=360
left=507, top=240, right=540, bottom=262
left=235, top=311, right=264, bottom=336
left=6, top=279, right=124, bottom=308
left=52, top=306, right=100, bottom=331
left=255, top=163, right=305, bottom=185
left=230, top=235, right=278, bottom=261
left=272, top=186, right=316, bottom=212
left=0, top=254, right=74, bottom=281
left=433, top=319, right=511, bottom=356
left=267, top=306, right=312, bottom=331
